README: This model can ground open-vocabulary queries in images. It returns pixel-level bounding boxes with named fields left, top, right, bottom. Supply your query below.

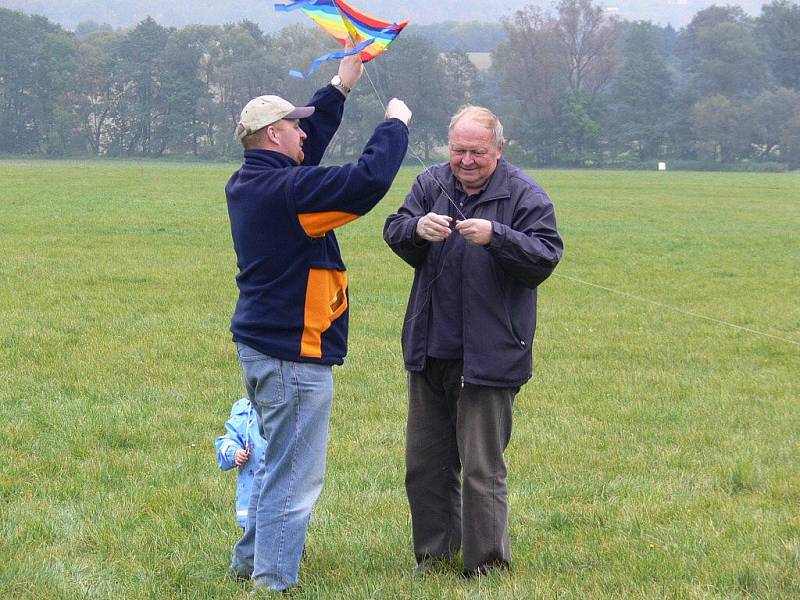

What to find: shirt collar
left=451, top=159, right=509, bottom=201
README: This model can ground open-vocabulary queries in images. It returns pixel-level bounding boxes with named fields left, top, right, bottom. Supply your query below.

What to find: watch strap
left=331, top=76, right=351, bottom=96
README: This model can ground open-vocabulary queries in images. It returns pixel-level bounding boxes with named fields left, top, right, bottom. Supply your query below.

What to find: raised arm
left=292, top=101, right=411, bottom=237
left=299, top=45, right=364, bottom=165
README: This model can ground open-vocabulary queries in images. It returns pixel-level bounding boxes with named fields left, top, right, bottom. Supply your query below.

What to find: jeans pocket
left=254, top=364, right=285, bottom=408
left=237, top=342, right=266, bottom=363
left=237, top=344, right=285, bottom=407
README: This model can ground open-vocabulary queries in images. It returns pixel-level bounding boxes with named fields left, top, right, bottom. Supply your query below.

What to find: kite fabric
left=275, top=0, right=409, bottom=78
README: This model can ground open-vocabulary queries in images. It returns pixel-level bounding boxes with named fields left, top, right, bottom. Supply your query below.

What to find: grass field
left=1, top=161, right=798, bottom=599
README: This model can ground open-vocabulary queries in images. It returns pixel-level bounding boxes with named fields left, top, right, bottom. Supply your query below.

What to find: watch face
left=332, top=76, right=341, bottom=86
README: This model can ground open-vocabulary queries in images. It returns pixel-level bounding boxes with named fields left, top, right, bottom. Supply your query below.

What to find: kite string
left=554, top=272, right=800, bottom=346
left=362, top=64, right=466, bottom=220
left=360, top=64, right=799, bottom=347
left=359, top=63, right=467, bottom=326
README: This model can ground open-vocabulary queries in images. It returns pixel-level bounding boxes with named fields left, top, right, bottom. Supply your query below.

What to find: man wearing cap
left=225, top=50, right=411, bottom=594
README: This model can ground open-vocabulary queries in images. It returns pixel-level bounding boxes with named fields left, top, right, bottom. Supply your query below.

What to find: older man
left=383, top=106, right=563, bottom=577
left=226, top=49, right=411, bottom=593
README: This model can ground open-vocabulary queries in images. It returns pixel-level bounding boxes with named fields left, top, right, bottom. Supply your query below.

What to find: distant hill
left=0, top=0, right=770, bottom=32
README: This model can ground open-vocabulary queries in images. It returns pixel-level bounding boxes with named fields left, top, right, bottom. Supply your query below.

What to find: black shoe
left=462, top=560, right=510, bottom=579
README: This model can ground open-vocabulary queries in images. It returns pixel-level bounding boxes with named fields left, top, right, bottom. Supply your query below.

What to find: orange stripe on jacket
left=301, top=268, right=349, bottom=358
left=298, top=211, right=359, bottom=237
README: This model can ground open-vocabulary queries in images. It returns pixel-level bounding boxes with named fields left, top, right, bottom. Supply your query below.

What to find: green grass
left=1, top=162, right=798, bottom=599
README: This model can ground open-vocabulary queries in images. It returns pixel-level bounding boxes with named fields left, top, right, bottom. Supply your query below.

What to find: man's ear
left=497, top=141, right=505, bottom=157
left=264, top=123, right=280, bottom=144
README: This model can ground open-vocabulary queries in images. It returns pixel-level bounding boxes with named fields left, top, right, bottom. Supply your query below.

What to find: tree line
left=1, top=1, right=799, bottom=168
left=495, top=0, right=800, bottom=168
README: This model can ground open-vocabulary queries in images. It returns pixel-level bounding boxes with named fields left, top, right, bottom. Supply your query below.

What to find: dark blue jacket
left=227, top=85, right=409, bottom=365
left=383, top=159, right=563, bottom=387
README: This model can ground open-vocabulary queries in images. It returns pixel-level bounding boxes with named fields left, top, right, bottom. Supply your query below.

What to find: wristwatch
left=330, top=75, right=351, bottom=97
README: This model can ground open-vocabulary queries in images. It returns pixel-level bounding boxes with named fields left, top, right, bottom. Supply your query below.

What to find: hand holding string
left=455, top=218, right=493, bottom=246
left=416, top=213, right=452, bottom=242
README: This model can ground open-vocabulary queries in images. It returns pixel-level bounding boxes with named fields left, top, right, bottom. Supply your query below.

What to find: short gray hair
left=449, top=106, right=504, bottom=149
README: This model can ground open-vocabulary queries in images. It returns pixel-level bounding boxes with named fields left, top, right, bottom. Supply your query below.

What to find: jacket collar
left=243, top=149, right=299, bottom=168
left=441, top=159, right=512, bottom=206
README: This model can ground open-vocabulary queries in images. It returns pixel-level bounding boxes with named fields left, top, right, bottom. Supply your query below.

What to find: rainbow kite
left=275, top=0, right=409, bottom=78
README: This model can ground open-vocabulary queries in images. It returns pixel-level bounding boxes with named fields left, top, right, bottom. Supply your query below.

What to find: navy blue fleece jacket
left=226, top=84, right=408, bottom=365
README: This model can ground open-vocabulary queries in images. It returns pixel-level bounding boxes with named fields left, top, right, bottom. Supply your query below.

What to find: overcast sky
left=0, top=0, right=768, bottom=31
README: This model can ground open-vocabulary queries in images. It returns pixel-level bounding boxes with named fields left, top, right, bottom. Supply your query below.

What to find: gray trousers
left=405, top=358, right=516, bottom=571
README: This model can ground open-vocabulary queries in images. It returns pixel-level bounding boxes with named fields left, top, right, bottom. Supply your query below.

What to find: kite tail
left=289, top=37, right=374, bottom=79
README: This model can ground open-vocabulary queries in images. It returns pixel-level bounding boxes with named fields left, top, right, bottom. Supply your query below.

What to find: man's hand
left=234, top=447, right=251, bottom=467
left=385, top=98, right=412, bottom=126
left=455, top=218, right=493, bottom=246
left=416, top=213, right=452, bottom=242
left=338, top=41, right=364, bottom=89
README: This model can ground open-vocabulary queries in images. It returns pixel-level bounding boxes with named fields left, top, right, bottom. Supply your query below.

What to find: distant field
left=1, top=161, right=798, bottom=599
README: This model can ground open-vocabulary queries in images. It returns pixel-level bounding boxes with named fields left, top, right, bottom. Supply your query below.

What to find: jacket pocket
left=490, top=260, right=526, bottom=349
left=300, top=268, right=348, bottom=358
left=503, top=296, right=526, bottom=349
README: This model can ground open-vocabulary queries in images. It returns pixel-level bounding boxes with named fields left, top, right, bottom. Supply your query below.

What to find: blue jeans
left=229, top=342, right=333, bottom=592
